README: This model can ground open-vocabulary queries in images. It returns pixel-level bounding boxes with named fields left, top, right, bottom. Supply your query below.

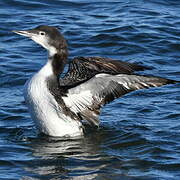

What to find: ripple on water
left=0, top=0, right=180, bottom=179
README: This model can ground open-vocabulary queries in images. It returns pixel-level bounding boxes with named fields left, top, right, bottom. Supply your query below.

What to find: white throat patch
left=31, top=35, right=57, bottom=56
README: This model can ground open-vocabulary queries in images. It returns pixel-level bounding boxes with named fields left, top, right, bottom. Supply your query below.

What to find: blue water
left=0, top=0, right=180, bottom=179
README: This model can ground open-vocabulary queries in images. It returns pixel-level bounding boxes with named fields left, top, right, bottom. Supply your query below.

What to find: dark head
left=13, top=25, right=69, bottom=76
left=13, top=25, right=68, bottom=57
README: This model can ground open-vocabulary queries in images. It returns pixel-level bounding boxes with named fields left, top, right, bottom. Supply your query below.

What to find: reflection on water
left=0, top=0, right=180, bottom=179
left=23, top=131, right=109, bottom=179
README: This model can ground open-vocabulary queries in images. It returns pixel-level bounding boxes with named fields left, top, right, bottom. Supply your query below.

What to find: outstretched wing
left=60, top=56, right=148, bottom=88
left=62, top=73, right=176, bottom=126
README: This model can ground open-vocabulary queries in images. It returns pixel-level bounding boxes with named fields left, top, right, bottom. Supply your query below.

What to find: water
left=0, top=0, right=180, bottom=179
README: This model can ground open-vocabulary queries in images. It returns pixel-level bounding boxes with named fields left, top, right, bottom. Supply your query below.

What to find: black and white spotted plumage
left=13, top=25, right=179, bottom=137
left=60, top=56, right=147, bottom=88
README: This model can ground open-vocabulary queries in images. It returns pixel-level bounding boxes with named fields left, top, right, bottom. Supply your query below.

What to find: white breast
left=24, top=62, right=83, bottom=137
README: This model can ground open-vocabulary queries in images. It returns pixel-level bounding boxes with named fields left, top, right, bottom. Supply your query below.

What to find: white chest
left=24, top=69, right=83, bottom=137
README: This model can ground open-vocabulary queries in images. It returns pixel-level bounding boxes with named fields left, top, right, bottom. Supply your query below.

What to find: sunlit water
left=0, top=0, right=180, bottom=179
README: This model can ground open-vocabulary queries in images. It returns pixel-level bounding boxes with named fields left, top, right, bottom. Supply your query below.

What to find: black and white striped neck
left=49, top=52, right=68, bottom=77
left=38, top=49, right=68, bottom=80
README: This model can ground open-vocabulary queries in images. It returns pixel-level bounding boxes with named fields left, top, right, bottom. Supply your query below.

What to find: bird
left=13, top=25, right=179, bottom=137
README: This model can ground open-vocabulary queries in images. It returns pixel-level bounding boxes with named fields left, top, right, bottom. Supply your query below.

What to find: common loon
left=13, top=25, right=179, bottom=137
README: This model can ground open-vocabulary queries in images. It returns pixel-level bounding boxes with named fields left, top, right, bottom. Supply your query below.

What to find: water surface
left=0, top=0, right=180, bottom=179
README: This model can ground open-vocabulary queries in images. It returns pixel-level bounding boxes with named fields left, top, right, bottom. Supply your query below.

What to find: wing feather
left=60, top=56, right=148, bottom=88
left=62, top=73, right=176, bottom=126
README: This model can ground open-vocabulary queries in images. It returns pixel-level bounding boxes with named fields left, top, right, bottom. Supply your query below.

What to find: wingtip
left=131, top=63, right=153, bottom=72
left=160, top=77, right=180, bottom=85
left=167, top=79, right=180, bottom=84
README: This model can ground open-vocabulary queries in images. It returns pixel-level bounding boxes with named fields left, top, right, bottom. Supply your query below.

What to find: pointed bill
left=12, top=29, right=39, bottom=38
left=12, top=30, right=34, bottom=37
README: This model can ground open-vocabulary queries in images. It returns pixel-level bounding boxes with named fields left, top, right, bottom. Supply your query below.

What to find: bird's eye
left=39, top=31, right=45, bottom=36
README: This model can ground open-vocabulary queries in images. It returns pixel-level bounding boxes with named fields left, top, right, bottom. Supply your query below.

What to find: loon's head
left=13, top=25, right=68, bottom=56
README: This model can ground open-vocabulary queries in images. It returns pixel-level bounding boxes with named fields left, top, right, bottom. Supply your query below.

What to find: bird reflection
left=24, top=130, right=109, bottom=179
